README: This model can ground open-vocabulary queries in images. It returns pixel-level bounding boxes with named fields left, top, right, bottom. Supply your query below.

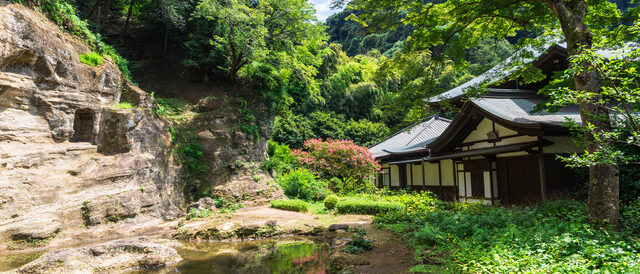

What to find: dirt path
left=352, top=223, right=414, bottom=274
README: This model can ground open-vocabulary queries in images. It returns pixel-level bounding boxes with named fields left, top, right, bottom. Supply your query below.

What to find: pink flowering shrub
left=292, top=138, right=381, bottom=192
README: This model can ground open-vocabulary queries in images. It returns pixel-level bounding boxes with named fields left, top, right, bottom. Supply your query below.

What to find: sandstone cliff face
left=0, top=3, right=183, bottom=245
left=187, top=97, right=285, bottom=207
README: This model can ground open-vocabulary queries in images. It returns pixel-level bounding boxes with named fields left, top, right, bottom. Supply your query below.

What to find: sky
left=311, top=0, right=340, bottom=22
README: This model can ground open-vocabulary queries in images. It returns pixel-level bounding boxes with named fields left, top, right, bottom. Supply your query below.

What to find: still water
left=158, top=238, right=330, bottom=274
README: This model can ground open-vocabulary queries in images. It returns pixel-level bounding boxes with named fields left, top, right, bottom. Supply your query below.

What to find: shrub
left=79, top=52, right=103, bottom=67
left=336, top=196, right=404, bottom=215
left=324, top=195, right=339, bottom=210
left=264, top=141, right=299, bottom=175
left=622, top=197, right=640, bottom=234
left=277, top=168, right=330, bottom=201
left=270, top=199, right=308, bottom=212
left=292, top=138, right=380, bottom=192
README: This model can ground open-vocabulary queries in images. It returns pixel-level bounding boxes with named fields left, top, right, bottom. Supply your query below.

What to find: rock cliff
left=0, top=3, right=183, bottom=247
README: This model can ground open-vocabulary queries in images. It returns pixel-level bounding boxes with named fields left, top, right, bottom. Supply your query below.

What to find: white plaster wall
left=440, top=159, right=454, bottom=186
left=425, top=162, right=439, bottom=186
left=545, top=136, right=582, bottom=153
left=390, top=165, right=400, bottom=186
left=412, top=163, right=423, bottom=185
left=463, top=118, right=519, bottom=143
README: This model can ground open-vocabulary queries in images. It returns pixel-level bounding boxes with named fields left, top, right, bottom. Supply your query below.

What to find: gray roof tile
left=369, top=116, right=451, bottom=158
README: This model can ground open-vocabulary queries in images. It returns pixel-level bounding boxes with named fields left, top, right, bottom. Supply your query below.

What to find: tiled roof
left=428, top=42, right=640, bottom=103
left=472, top=97, right=581, bottom=126
left=369, top=116, right=451, bottom=158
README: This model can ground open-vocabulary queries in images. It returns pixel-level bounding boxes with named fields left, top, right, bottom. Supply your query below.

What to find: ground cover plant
left=343, top=227, right=374, bottom=254
left=373, top=197, right=640, bottom=273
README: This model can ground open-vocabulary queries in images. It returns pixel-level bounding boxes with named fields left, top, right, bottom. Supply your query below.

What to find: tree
left=187, top=0, right=325, bottom=82
left=339, top=0, right=631, bottom=228
left=191, top=0, right=267, bottom=81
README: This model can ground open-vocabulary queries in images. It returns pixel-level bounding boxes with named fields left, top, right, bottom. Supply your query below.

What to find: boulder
left=0, top=3, right=183, bottom=244
left=9, top=237, right=182, bottom=273
left=186, top=197, right=217, bottom=213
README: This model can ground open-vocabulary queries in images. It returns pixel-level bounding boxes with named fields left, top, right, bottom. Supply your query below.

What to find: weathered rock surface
left=186, top=197, right=217, bottom=213
left=184, top=97, right=284, bottom=206
left=7, top=237, right=182, bottom=273
left=0, top=3, right=183, bottom=247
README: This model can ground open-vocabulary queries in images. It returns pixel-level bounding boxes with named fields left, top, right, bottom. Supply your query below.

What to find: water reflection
left=143, top=237, right=329, bottom=274
left=0, top=251, right=43, bottom=272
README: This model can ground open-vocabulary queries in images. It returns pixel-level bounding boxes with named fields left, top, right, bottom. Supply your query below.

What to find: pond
left=137, top=237, right=330, bottom=274
left=0, top=237, right=330, bottom=274
left=0, top=251, right=44, bottom=272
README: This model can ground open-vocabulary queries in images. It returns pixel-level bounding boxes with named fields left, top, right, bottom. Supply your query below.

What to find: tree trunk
left=122, top=0, right=135, bottom=36
left=163, top=22, right=169, bottom=56
left=545, top=0, right=619, bottom=228
left=102, top=0, right=111, bottom=32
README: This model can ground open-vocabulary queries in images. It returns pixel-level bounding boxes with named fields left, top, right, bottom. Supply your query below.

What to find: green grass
left=308, top=201, right=330, bottom=214
left=79, top=52, right=103, bottom=67
left=114, top=102, right=134, bottom=109
left=270, top=199, right=308, bottom=212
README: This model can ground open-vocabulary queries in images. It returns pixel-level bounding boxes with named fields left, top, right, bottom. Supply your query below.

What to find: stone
left=0, top=3, right=183, bottom=244
left=328, top=224, right=350, bottom=231
left=266, top=220, right=278, bottom=228
left=9, top=237, right=182, bottom=273
left=186, top=197, right=217, bottom=213
left=234, top=224, right=261, bottom=238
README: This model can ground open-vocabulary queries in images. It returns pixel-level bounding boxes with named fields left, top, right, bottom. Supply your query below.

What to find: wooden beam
left=421, top=159, right=426, bottom=187
left=489, top=161, right=495, bottom=205
left=538, top=143, right=546, bottom=201
left=453, top=160, right=460, bottom=201
left=409, top=163, right=413, bottom=187
left=438, top=161, right=443, bottom=199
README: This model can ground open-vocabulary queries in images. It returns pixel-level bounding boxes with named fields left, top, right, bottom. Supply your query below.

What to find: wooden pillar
left=453, top=160, right=461, bottom=201
left=438, top=161, right=443, bottom=199
left=421, top=159, right=426, bottom=188
left=538, top=145, right=546, bottom=201
left=409, top=163, right=413, bottom=187
left=488, top=160, right=495, bottom=205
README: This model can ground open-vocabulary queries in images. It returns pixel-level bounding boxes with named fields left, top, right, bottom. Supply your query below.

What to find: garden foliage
left=372, top=197, right=640, bottom=273
left=276, top=168, right=330, bottom=202
left=270, top=199, right=309, bottom=212
left=323, top=195, right=339, bottom=210
left=292, top=138, right=380, bottom=191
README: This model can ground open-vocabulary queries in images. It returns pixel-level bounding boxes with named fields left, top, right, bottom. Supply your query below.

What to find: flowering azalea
left=292, top=139, right=381, bottom=189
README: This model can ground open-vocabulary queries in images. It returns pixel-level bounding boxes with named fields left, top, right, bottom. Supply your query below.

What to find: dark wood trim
left=438, top=161, right=443, bottom=197
left=426, top=102, right=571, bottom=154
left=453, top=160, right=459, bottom=201
left=409, top=163, right=413, bottom=186
left=421, top=160, right=426, bottom=186
left=538, top=142, right=546, bottom=201
left=460, top=134, right=524, bottom=147
left=492, top=122, right=497, bottom=147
